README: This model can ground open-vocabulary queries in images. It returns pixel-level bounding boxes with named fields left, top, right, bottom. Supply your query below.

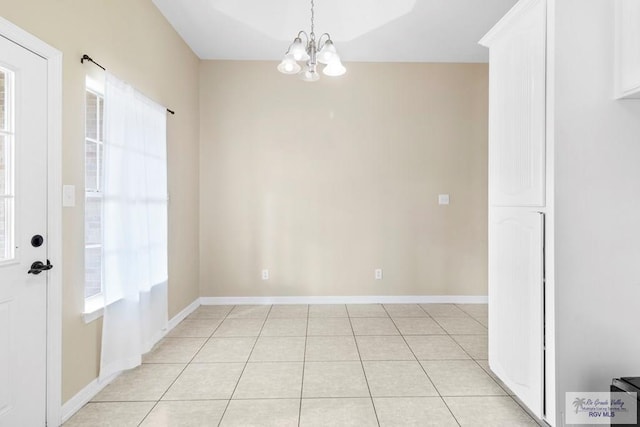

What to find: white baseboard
left=167, top=298, right=201, bottom=331
left=61, top=297, right=201, bottom=423
left=199, top=295, right=488, bottom=305
left=60, top=372, right=119, bottom=423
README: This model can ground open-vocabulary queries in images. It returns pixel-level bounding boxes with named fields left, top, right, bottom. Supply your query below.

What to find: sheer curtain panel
left=99, top=72, right=168, bottom=380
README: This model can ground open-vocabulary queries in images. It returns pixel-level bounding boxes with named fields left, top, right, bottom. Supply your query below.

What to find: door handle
left=28, top=259, right=53, bottom=275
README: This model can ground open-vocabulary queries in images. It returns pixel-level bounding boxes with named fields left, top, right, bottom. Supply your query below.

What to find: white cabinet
left=487, top=0, right=546, bottom=207
left=615, top=0, right=640, bottom=98
left=480, top=0, right=547, bottom=420
left=483, top=1, right=640, bottom=425
left=488, top=209, right=544, bottom=415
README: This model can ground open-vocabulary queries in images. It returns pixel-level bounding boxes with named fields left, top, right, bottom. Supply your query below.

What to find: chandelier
left=277, top=0, right=346, bottom=82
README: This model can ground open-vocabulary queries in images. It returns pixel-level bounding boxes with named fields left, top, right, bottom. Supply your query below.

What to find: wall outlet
left=261, top=269, right=269, bottom=280
left=375, top=268, right=383, bottom=280
left=438, top=194, right=450, bottom=205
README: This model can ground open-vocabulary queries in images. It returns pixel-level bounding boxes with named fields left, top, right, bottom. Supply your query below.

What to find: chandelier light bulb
left=322, top=57, right=346, bottom=77
left=300, top=66, right=320, bottom=82
left=317, top=40, right=337, bottom=65
left=277, top=55, right=302, bottom=75
left=290, top=38, right=310, bottom=62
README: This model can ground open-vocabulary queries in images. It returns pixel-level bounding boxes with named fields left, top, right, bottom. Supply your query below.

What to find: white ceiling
left=152, top=0, right=518, bottom=63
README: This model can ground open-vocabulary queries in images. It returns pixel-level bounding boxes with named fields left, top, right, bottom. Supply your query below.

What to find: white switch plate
left=438, top=194, right=450, bottom=205
left=63, top=185, right=76, bottom=207
left=261, top=269, right=269, bottom=280
left=375, top=268, right=383, bottom=280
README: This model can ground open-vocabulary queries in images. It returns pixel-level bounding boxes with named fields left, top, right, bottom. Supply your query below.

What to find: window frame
left=84, top=76, right=105, bottom=320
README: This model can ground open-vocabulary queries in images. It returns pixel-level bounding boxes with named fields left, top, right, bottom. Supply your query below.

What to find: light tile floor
left=64, top=303, right=540, bottom=426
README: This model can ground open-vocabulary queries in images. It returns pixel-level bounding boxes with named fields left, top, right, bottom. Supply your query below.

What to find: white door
left=488, top=209, right=544, bottom=418
left=0, top=35, right=49, bottom=427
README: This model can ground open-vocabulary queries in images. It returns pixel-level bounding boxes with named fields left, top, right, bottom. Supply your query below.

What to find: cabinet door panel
left=488, top=0, right=546, bottom=207
left=488, top=209, right=544, bottom=418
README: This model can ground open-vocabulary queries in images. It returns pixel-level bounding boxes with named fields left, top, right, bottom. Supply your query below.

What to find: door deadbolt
left=31, top=235, right=44, bottom=247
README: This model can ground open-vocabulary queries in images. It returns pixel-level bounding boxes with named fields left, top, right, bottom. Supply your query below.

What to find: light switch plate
left=438, top=194, right=450, bottom=205
left=63, top=185, right=76, bottom=207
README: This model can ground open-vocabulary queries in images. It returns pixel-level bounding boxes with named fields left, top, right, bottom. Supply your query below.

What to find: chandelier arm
left=317, top=33, right=332, bottom=50
left=297, top=31, right=309, bottom=41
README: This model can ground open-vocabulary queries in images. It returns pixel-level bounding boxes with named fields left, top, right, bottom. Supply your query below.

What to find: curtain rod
left=81, top=54, right=175, bottom=115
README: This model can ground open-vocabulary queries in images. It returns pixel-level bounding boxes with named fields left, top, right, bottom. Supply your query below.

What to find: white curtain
left=99, top=72, right=168, bottom=380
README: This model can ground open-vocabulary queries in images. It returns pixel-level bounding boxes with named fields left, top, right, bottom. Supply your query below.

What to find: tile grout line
left=369, top=305, right=431, bottom=426
left=408, top=304, right=462, bottom=427
left=410, top=304, right=536, bottom=422
left=426, top=305, right=507, bottom=424
left=137, top=304, right=236, bottom=426
left=432, top=312, right=510, bottom=397
left=428, top=313, right=490, bottom=364
left=453, top=308, right=539, bottom=427
left=453, top=303, right=489, bottom=324
left=216, top=305, right=273, bottom=427
left=469, top=357, right=513, bottom=396
left=298, top=305, right=310, bottom=427
left=346, top=305, right=381, bottom=427
left=509, top=395, right=543, bottom=425
left=445, top=305, right=490, bottom=330
left=427, top=304, right=519, bottom=424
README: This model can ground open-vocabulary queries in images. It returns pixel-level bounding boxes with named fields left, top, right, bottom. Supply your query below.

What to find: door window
left=0, top=68, right=15, bottom=263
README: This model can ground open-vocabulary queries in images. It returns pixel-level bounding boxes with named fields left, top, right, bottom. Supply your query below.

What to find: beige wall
left=199, top=61, right=488, bottom=297
left=0, top=0, right=200, bottom=402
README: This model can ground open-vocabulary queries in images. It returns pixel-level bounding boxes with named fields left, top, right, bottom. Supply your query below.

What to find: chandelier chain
left=310, top=0, right=315, bottom=35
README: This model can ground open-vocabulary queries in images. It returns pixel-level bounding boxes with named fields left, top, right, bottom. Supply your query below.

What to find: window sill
left=83, top=294, right=105, bottom=323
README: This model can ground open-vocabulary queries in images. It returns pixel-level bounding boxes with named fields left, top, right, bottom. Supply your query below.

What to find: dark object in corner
left=611, top=377, right=640, bottom=427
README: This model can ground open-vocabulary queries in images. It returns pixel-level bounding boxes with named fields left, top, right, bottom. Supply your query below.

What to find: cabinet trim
left=614, top=0, right=640, bottom=99
left=480, top=0, right=545, bottom=47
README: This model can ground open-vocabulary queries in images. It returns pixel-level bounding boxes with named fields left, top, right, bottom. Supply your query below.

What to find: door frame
left=0, top=16, right=63, bottom=425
